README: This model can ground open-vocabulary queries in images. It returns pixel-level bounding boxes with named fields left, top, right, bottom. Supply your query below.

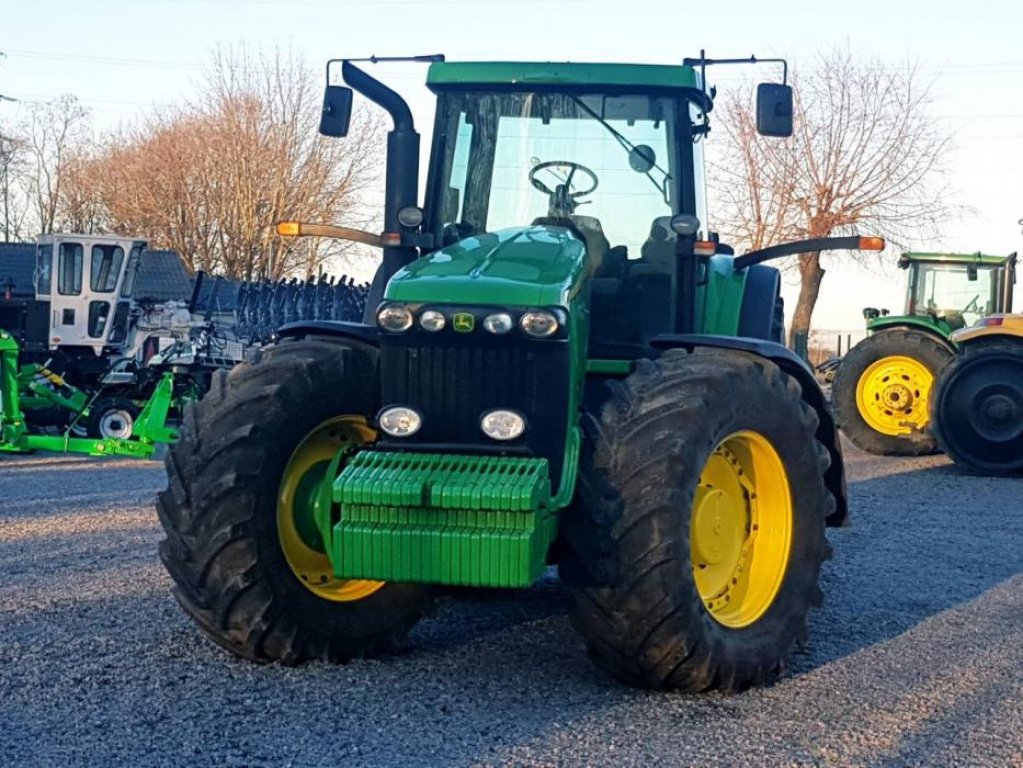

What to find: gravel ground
left=1, top=443, right=1022, bottom=767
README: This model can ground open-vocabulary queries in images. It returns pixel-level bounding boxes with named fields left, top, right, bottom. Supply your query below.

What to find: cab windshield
left=429, top=90, right=690, bottom=259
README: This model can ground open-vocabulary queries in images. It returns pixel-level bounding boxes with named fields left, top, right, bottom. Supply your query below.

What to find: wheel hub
left=856, top=355, right=934, bottom=436
left=690, top=433, right=793, bottom=629
left=880, top=382, right=914, bottom=410
left=692, top=487, right=742, bottom=566
left=277, top=416, right=385, bottom=602
left=100, top=409, right=134, bottom=440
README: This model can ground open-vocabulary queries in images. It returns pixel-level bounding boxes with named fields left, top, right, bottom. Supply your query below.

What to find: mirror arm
left=733, top=235, right=885, bottom=270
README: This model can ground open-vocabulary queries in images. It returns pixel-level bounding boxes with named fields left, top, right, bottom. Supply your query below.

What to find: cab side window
left=57, top=242, right=83, bottom=296
left=91, top=245, right=125, bottom=293
left=36, top=244, right=53, bottom=295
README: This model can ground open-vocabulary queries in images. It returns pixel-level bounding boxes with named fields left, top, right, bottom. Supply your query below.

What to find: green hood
left=384, top=226, right=587, bottom=307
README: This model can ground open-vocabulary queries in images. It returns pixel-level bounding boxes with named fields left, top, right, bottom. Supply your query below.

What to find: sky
left=2, top=0, right=1021, bottom=330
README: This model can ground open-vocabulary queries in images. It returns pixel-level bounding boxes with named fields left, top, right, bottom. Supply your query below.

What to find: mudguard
left=276, top=320, right=379, bottom=347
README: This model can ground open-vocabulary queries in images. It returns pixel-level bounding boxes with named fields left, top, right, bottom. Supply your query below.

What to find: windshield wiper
left=570, top=96, right=672, bottom=204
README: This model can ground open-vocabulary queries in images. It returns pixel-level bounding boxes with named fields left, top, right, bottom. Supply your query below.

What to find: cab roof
left=426, top=61, right=701, bottom=91
left=901, top=252, right=1014, bottom=267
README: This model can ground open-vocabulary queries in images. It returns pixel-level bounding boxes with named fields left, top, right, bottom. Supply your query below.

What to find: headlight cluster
left=377, top=405, right=526, bottom=441
left=376, top=304, right=560, bottom=338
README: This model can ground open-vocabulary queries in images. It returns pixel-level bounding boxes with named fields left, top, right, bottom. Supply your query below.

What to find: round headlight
left=376, top=304, right=413, bottom=332
left=520, top=310, right=559, bottom=338
left=483, top=312, right=513, bottom=334
left=378, top=406, right=422, bottom=437
left=396, top=206, right=424, bottom=228
left=480, top=409, right=526, bottom=441
left=419, top=310, right=446, bottom=332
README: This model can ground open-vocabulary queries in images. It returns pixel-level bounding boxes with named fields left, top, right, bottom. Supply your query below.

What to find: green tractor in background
left=833, top=251, right=1016, bottom=455
left=156, top=55, right=882, bottom=692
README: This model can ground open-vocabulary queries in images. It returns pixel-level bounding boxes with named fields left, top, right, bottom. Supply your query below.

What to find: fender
left=651, top=333, right=848, bottom=526
left=277, top=320, right=379, bottom=348
left=865, top=316, right=956, bottom=348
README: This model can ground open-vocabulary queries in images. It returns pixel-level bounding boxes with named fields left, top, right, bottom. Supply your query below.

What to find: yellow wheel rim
left=691, top=431, right=793, bottom=629
left=276, top=416, right=385, bottom=602
left=855, top=355, right=933, bottom=436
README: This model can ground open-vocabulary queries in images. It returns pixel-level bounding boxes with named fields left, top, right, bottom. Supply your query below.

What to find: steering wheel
left=963, top=294, right=981, bottom=315
left=528, top=160, right=599, bottom=199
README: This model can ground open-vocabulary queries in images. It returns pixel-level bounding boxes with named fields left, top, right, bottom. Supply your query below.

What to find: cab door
left=49, top=237, right=92, bottom=348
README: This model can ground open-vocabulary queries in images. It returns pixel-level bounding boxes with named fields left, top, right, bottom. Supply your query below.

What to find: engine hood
left=384, top=225, right=587, bottom=308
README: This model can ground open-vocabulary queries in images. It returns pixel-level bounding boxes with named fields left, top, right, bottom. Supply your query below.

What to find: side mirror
left=967, top=264, right=978, bottom=281
left=756, top=83, right=793, bottom=138
left=669, top=214, right=701, bottom=237
left=319, top=86, right=353, bottom=137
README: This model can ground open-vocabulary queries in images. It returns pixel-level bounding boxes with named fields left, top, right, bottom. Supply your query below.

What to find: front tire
left=156, top=338, right=433, bottom=664
left=932, top=342, right=1023, bottom=476
left=564, top=348, right=833, bottom=693
left=832, top=328, right=953, bottom=455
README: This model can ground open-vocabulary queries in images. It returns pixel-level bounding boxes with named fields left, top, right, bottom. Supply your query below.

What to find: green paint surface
left=427, top=61, right=700, bottom=91
left=385, top=226, right=587, bottom=307
left=701, top=255, right=748, bottom=334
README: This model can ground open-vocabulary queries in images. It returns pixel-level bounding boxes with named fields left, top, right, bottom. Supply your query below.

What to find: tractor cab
left=34, top=234, right=145, bottom=354
left=420, top=64, right=710, bottom=355
left=899, top=251, right=1016, bottom=331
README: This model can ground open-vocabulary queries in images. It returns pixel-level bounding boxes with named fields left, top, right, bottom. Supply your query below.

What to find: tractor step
left=331, top=451, right=556, bottom=588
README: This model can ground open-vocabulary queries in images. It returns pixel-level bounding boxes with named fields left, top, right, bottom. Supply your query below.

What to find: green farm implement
left=833, top=251, right=1016, bottom=455
left=1, top=329, right=177, bottom=458
left=157, top=55, right=884, bottom=692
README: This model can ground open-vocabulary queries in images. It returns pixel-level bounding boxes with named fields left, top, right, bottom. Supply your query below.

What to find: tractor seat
left=639, top=216, right=676, bottom=270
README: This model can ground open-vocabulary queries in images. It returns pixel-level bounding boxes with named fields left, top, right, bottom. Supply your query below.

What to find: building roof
left=0, top=241, right=38, bottom=297
left=134, top=249, right=195, bottom=303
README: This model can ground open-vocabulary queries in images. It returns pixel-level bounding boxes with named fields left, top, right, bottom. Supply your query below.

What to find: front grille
left=380, top=337, right=570, bottom=483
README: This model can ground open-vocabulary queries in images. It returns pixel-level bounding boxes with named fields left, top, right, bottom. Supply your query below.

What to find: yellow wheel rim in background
left=691, top=431, right=793, bottom=629
left=855, top=355, right=933, bottom=436
left=276, top=416, right=385, bottom=602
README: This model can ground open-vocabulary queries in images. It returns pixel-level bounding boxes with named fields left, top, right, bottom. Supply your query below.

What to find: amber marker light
left=694, top=241, right=717, bottom=256
left=276, top=221, right=302, bottom=236
left=858, top=236, right=886, bottom=251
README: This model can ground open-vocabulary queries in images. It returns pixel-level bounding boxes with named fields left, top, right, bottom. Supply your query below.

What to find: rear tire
left=932, top=341, right=1023, bottom=476
left=832, top=328, right=953, bottom=455
left=156, top=337, right=433, bottom=664
left=563, top=348, right=833, bottom=693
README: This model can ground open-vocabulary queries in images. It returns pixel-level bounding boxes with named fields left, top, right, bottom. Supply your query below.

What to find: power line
left=4, top=49, right=200, bottom=71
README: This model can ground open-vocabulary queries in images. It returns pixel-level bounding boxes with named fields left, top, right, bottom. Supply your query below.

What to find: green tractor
left=156, top=56, right=882, bottom=692
left=833, top=251, right=1016, bottom=455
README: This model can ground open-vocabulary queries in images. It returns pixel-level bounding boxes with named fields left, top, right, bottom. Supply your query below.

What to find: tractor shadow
left=792, top=461, right=1023, bottom=674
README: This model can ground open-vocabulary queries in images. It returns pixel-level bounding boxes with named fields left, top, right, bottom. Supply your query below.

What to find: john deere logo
left=453, top=312, right=475, bottom=333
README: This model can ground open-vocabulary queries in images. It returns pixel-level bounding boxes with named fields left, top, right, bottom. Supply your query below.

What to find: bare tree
left=712, top=47, right=950, bottom=342
left=76, top=47, right=383, bottom=280
left=0, top=130, right=29, bottom=241
left=20, top=95, right=91, bottom=234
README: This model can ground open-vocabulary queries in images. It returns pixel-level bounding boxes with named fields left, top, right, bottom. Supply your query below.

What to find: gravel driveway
left=1, top=444, right=1021, bottom=767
